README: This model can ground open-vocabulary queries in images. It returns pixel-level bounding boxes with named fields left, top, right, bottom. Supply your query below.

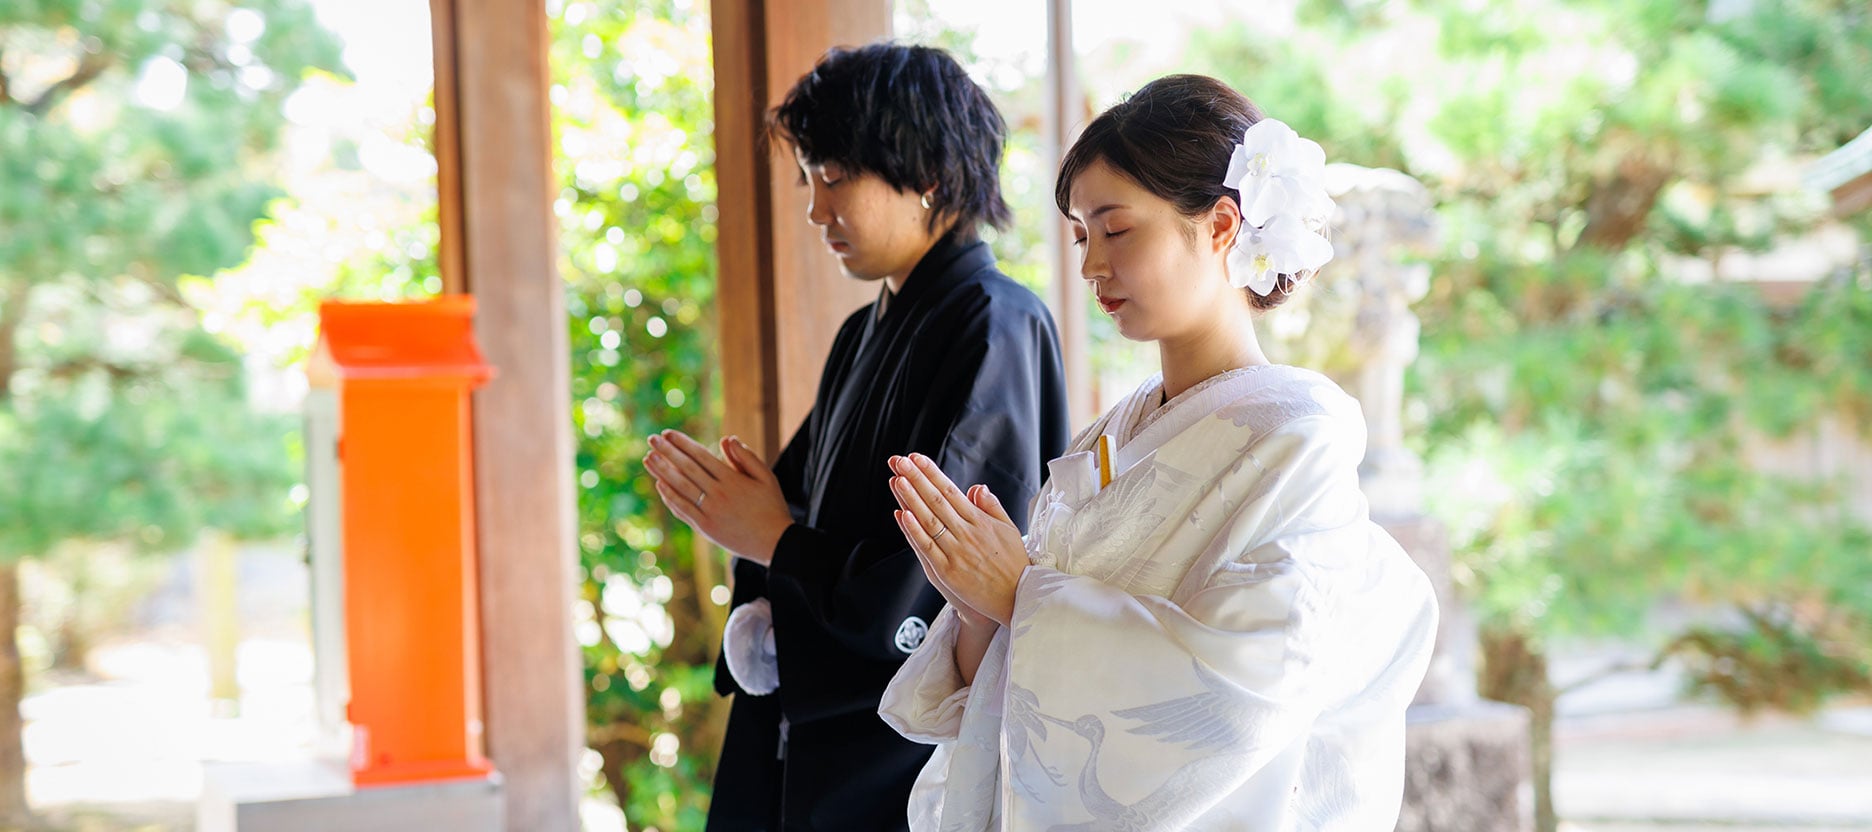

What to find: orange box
left=309, top=297, right=496, bottom=787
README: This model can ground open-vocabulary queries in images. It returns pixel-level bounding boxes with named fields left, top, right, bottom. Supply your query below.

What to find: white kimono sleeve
left=997, top=417, right=1437, bottom=829
left=878, top=605, right=975, bottom=743
left=881, top=604, right=1014, bottom=832
left=1003, top=559, right=1329, bottom=811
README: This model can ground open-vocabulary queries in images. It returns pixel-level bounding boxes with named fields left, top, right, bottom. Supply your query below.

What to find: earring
left=920, top=192, right=934, bottom=210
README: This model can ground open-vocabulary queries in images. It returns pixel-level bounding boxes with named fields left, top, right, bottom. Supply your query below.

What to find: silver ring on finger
left=694, top=490, right=707, bottom=508
left=930, top=524, right=948, bottom=541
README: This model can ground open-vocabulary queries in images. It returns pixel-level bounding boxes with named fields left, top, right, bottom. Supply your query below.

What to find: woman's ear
left=1209, top=196, right=1244, bottom=256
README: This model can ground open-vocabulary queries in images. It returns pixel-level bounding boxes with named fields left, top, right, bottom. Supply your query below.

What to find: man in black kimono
left=643, top=44, right=1071, bottom=830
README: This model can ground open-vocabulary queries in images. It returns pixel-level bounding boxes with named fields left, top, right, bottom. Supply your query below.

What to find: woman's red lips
left=1098, top=296, right=1127, bottom=314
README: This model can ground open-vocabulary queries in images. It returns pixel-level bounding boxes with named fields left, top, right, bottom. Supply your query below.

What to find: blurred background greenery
left=2, top=0, right=1870, bottom=830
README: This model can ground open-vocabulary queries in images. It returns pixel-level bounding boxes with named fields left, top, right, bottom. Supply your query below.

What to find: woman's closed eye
left=1071, top=227, right=1125, bottom=247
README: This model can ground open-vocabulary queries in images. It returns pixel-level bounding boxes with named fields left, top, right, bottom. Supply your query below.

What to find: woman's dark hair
left=1056, top=74, right=1305, bottom=310
left=769, top=43, right=1012, bottom=238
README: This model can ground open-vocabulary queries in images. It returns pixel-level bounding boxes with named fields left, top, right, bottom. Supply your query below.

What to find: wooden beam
left=713, top=0, right=889, bottom=460
left=432, top=1, right=581, bottom=829
left=1832, top=170, right=1872, bottom=218
left=429, top=0, right=465, bottom=294
left=1046, top=0, right=1095, bottom=426
left=711, top=0, right=781, bottom=454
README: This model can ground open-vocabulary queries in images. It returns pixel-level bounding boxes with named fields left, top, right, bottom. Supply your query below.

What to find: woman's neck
left=1157, top=303, right=1268, bottom=400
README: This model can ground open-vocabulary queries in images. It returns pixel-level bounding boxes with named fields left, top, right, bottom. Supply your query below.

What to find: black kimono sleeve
left=762, top=306, right=1066, bottom=721
left=711, top=405, right=817, bottom=698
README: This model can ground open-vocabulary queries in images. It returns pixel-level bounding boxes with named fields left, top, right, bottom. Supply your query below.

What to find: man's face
left=796, top=152, right=934, bottom=283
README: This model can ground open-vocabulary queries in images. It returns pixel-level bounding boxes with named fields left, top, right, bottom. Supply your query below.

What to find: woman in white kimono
left=877, top=75, right=1440, bottom=831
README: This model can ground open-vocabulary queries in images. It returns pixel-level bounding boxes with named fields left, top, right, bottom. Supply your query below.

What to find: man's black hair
left=769, top=42, right=1013, bottom=237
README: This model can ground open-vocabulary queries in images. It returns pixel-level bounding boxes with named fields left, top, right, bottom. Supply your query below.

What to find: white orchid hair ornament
left=1222, top=119, right=1336, bottom=296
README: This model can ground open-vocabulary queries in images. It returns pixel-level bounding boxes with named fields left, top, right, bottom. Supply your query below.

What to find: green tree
left=1175, top=1, right=1872, bottom=829
left=549, top=2, right=723, bottom=827
left=0, top=1, right=342, bottom=822
left=336, top=5, right=723, bottom=823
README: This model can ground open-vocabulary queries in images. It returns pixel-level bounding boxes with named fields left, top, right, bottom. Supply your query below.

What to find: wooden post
left=431, top=0, right=581, bottom=829
left=1831, top=170, right=1872, bottom=217
left=710, top=0, right=781, bottom=454
left=429, top=0, right=466, bottom=295
left=1045, top=0, right=1095, bottom=426
left=712, top=0, right=890, bottom=460
left=204, top=533, right=241, bottom=715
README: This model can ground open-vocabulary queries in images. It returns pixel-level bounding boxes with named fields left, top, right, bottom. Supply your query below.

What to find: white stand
left=198, top=759, right=503, bottom=832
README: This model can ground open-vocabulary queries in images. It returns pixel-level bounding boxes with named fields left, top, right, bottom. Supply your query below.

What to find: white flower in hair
left=1225, top=118, right=1333, bottom=226
left=1221, top=118, right=1336, bottom=295
left=1227, top=212, right=1335, bottom=296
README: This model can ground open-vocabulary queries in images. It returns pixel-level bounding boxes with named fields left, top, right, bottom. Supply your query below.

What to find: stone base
left=1398, top=701, right=1531, bottom=832
left=1378, top=513, right=1478, bottom=707
left=198, top=759, right=504, bottom=832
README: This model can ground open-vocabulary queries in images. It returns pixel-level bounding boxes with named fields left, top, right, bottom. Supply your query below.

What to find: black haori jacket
left=706, top=233, right=1070, bottom=830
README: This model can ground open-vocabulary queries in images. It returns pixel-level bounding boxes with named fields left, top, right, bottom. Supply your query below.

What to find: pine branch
left=24, top=52, right=110, bottom=118
left=26, top=345, right=240, bottom=388
left=132, top=272, right=196, bottom=310
left=70, top=273, right=193, bottom=318
left=1571, top=152, right=1673, bottom=254
left=587, top=721, right=653, bottom=749
left=1555, top=637, right=1687, bottom=697
left=40, top=356, right=155, bottom=383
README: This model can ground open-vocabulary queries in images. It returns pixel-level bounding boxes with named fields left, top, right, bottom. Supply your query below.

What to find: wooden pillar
left=431, top=1, right=582, bottom=830
left=713, top=0, right=891, bottom=458
left=430, top=0, right=466, bottom=295
left=1831, top=170, right=1872, bottom=217
left=1045, top=0, right=1095, bottom=426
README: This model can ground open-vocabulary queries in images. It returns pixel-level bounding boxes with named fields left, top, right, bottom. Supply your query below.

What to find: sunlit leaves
left=0, top=0, right=345, bottom=560
left=1178, top=0, right=1872, bottom=695
left=550, top=1, right=721, bottom=826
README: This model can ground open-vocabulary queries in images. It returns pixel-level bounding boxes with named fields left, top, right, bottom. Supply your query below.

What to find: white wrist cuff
left=723, top=598, right=780, bottom=695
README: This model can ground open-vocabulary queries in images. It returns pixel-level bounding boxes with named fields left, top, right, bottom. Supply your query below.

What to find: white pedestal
left=198, top=759, right=503, bottom=832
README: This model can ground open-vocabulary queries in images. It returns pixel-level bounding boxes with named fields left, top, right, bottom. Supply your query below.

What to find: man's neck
left=883, top=226, right=957, bottom=294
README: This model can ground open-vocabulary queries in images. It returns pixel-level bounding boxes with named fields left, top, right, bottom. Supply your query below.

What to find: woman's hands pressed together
left=644, top=430, right=794, bottom=565
left=888, top=453, right=1030, bottom=628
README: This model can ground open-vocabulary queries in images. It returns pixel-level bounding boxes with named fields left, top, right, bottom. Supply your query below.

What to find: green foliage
left=1398, top=0, right=1872, bottom=655
left=0, top=1, right=345, bottom=560
left=191, top=1, right=1861, bottom=828
left=1173, top=0, right=1872, bottom=706
left=549, top=2, right=723, bottom=827
left=1156, top=7, right=1872, bottom=827
left=583, top=11, right=1872, bottom=830
left=303, top=2, right=1871, bottom=824
left=1670, top=604, right=1872, bottom=715
left=1182, top=20, right=1409, bottom=173
left=328, top=3, right=724, bottom=822
left=0, top=360, right=299, bottom=556
left=0, top=0, right=347, bottom=288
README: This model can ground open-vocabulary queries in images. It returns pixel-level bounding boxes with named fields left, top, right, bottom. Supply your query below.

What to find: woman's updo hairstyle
left=1055, top=74, right=1306, bottom=310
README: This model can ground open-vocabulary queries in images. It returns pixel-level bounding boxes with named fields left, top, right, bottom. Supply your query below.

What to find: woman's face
left=797, top=153, right=939, bottom=283
left=1065, top=159, right=1244, bottom=343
